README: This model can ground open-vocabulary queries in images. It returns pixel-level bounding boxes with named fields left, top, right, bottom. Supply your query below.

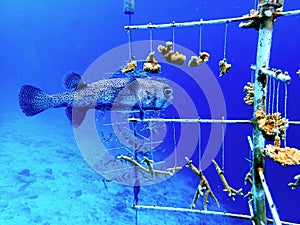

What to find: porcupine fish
left=19, top=72, right=173, bottom=127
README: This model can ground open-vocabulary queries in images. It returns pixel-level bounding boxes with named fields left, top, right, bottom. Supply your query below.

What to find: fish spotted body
left=19, top=72, right=173, bottom=127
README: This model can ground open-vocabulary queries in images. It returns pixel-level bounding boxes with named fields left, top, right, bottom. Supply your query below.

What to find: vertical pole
left=252, top=1, right=277, bottom=224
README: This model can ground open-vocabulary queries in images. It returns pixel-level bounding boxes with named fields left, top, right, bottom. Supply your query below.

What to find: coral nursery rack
left=124, top=0, right=300, bottom=224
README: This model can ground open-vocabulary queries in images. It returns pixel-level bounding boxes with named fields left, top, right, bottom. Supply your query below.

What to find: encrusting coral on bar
left=262, top=144, right=300, bottom=166
left=158, top=41, right=186, bottom=65
left=117, top=155, right=173, bottom=177
left=143, top=52, right=161, bottom=73
left=185, top=157, right=220, bottom=210
left=219, top=59, right=232, bottom=77
left=188, top=52, right=210, bottom=67
left=122, top=60, right=137, bottom=73
left=243, top=82, right=254, bottom=106
left=212, top=160, right=243, bottom=201
left=254, top=108, right=288, bottom=142
left=239, top=9, right=260, bottom=30
left=288, top=174, right=300, bottom=190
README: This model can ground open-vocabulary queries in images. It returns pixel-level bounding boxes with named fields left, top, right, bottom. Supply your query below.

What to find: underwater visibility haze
left=1, top=0, right=300, bottom=224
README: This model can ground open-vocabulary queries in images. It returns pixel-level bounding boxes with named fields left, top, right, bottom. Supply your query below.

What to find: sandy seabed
left=0, top=112, right=249, bottom=225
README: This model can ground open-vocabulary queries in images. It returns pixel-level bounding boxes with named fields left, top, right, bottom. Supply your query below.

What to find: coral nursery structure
left=123, top=0, right=300, bottom=225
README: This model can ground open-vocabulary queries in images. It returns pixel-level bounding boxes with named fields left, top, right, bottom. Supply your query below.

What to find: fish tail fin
left=19, top=85, right=53, bottom=116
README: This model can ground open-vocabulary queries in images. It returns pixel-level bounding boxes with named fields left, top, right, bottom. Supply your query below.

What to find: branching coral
left=185, top=157, right=220, bottom=210
left=143, top=52, right=161, bottom=73
left=142, top=157, right=155, bottom=178
left=254, top=108, right=288, bottom=142
left=122, top=60, right=137, bottom=73
left=158, top=41, right=186, bottom=65
left=262, top=145, right=300, bottom=166
left=188, top=52, right=210, bottom=67
left=219, top=59, right=232, bottom=77
left=243, top=82, right=254, bottom=106
left=117, top=155, right=173, bottom=177
left=212, top=160, right=243, bottom=201
left=288, top=174, right=300, bottom=190
left=243, top=170, right=253, bottom=202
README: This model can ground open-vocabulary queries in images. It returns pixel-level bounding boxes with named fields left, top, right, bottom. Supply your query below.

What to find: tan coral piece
left=185, top=157, right=220, bottom=210
left=158, top=41, right=186, bottom=65
left=262, top=145, right=300, bottom=166
left=288, top=174, right=300, bottom=190
left=254, top=108, right=288, bottom=142
left=143, top=52, right=161, bottom=73
left=117, top=155, right=173, bottom=177
left=297, top=69, right=300, bottom=75
left=122, top=60, right=137, bottom=73
left=243, top=82, right=254, bottom=106
left=212, top=160, right=243, bottom=201
left=188, top=52, right=210, bottom=67
left=219, top=59, right=232, bottom=77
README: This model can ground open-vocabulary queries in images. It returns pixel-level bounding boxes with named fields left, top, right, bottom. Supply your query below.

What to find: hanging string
left=198, top=120, right=202, bottom=170
left=254, top=0, right=258, bottom=9
left=172, top=121, right=177, bottom=168
left=284, top=83, right=288, bottom=147
left=221, top=117, right=225, bottom=171
left=127, top=14, right=134, bottom=60
left=271, top=78, right=276, bottom=114
left=199, top=19, right=203, bottom=55
left=223, top=22, right=229, bottom=60
left=149, top=25, right=153, bottom=53
left=276, top=81, right=280, bottom=113
left=172, top=21, right=175, bottom=52
left=149, top=121, right=153, bottom=161
left=267, top=77, right=272, bottom=114
left=275, top=81, right=280, bottom=140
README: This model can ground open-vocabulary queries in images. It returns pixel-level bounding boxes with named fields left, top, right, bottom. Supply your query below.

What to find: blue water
left=1, top=0, right=300, bottom=224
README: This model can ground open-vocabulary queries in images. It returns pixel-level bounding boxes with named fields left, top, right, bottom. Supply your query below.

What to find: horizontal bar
left=124, top=9, right=300, bottom=30
left=124, top=14, right=258, bottom=30
left=129, top=118, right=300, bottom=126
left=288, top=121, right=300, bottom=125
left=132, top=205, right=300, bottom=225
left=258, top=169, right=282, bottom=225
left=129, top=118, right=252, bottom=124
left=251, top=65, right=291, bottom=83
left=276, top=9, right=300, bottom=17
left=132, top=204, right=252, bottom=220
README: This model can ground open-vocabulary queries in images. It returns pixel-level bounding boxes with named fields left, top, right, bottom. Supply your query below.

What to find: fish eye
left=164, top=88, right=173, bottom=97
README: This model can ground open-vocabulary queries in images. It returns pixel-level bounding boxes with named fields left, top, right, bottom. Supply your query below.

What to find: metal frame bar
left=124, top=10, right=300, bottom=30
left=132, top=205, right=300, bottom=225
left=258, top=169, right=282, bottom=225
left=129, top=118, right=300, bottom=125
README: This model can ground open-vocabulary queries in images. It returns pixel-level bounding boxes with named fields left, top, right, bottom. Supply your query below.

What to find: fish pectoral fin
left=126, top=76, right=140, bottom=93
left=65, top=107, right=88, bottom=127
left=62, top=72, right=86, bottom=91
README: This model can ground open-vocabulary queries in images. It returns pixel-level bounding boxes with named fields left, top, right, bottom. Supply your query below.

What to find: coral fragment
left=262, top=145, right=300, bottom=166
left=143, top=52, right=161, bottom=73
left=158, top=42, right=186, bottom=65
left=243, top=82, right=254, bottom=106
left=188, top=52, right=210, bottom=67
left=219, top=59, right=231, bottom=77
left=122, top=60, right=137, bottom=73
left=254, top=108, right=288, bottom=142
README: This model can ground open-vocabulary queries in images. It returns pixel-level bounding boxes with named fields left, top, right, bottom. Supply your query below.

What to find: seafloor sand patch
left=0, top=113, right=248, bottom=225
